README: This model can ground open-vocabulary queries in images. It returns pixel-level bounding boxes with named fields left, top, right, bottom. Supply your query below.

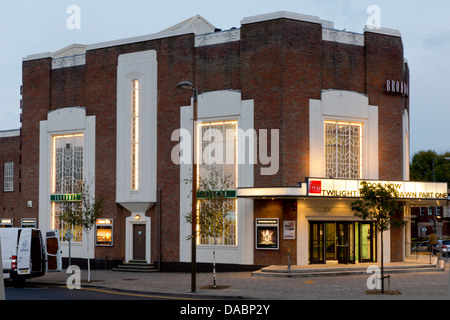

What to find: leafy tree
left=185, top=169, right=235, bottom=288
left=350, top=181, right=405, bottom=293
left=410, top=150, right=450, bottom=187
left=60, top=183, right=104, bottom=282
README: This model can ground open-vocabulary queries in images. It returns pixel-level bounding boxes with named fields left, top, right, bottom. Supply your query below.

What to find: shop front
left=238, top=178, right=448, bottom=267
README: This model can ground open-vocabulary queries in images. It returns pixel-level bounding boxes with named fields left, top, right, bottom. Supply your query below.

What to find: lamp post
left=177, top=81, right=198, bottom=293
left=431, top=156, right=450, bottom=242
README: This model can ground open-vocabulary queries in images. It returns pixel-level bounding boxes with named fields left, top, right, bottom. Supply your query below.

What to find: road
left=4, top=281, right=182, bottom=300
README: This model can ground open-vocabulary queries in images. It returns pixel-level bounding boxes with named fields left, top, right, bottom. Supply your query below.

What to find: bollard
left=287, top=249, right=291, bottom=272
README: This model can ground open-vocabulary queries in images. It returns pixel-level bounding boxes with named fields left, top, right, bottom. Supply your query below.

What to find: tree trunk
left=87, top=230, right=91, bottom=283
left=381, top=232, right=384, bottom=293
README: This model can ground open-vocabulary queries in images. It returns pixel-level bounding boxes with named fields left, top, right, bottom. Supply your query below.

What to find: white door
left=45, top=230, right=62, bottom=272
left=17, top=228, right=32, bottom=275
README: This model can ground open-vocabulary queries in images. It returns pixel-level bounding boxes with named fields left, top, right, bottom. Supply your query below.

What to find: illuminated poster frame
left=95, top=219, right=113, bottom=246
left=256, top=218, right=279, bottom=250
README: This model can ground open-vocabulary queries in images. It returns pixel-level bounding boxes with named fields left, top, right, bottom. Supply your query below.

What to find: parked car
left=412, top=242, right=430, bottom=253
left=436, top=240, right=450, bottom=255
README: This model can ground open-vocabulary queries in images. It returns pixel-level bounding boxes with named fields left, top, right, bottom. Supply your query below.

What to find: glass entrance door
left=360, top=222, right=375, bottom=262
left=336, top=222, right=355, bottom=264
left=310, top=221, right=362, bottom=264
left=309, top=222, right=325, bottom=264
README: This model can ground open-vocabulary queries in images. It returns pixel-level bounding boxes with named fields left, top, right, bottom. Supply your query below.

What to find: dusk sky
left=1, top=0, right=448, bottom=156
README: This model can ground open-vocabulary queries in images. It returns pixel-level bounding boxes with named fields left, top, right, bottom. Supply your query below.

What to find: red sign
left=309, top=180, right=322, bottom=194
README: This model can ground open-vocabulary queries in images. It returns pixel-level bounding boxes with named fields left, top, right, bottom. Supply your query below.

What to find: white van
left=1, top=228, right=62, bottom=284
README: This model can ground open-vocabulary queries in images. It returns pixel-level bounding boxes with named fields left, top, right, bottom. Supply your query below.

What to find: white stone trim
left=364, top=26, right=402, bottom=38
left=116, top=50, right=158, bottom=213
left=403, top=109, right=410, bottom=181
left=179, top=90, right=255, bottom=265
left=309, top=90, right=379, bottom=180
left=39, top=107, right=96, bottom=260
left=195, top=29, right=240, bottom=47
left=125, top=214, right=151, bottom=263
left=322, top=29, right=364, bottom=46
left=0, top=129, right=20, bottom=138
left=241, top=11, right=321, bottom=25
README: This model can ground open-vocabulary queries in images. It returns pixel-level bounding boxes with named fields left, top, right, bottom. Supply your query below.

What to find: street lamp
left=431, top=157, right=450, bottom=236
left=176, top=81, right=198, bottom=293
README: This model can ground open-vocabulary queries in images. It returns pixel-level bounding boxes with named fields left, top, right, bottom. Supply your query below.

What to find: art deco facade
left=0, top=11, right=447, bottom=270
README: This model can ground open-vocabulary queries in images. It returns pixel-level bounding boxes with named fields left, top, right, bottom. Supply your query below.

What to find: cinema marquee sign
left=307, top=178, right=448, bottom=200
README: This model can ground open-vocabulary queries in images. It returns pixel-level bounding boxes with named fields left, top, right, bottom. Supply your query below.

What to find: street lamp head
left=176, top=81, right=194, bottom=91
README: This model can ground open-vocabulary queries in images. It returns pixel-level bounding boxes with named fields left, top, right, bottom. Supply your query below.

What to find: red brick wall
left=0, top=134, right=22, bottom=226
left=365, top=31, right=407, bottom=181
left=254, top=199, right=297, bottom=266
left=21, top=58, right=52, bottom=226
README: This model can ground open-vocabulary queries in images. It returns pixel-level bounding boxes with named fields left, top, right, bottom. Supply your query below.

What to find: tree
left=60, top=183, right=104, bottom=282
left=410, top=150, right=450, bottom=187
left=350, top=181, right=405, bottom=293
left=185, top=169, right=235, bottom=288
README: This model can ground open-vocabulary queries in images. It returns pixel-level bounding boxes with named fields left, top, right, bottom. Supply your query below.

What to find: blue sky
left=0, top=0, right=449, bottom=155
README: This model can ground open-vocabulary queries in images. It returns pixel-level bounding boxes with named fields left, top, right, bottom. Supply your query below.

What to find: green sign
left=196, top=190, right=237, bottom=199
left=50, top=194, right=82, bottom=202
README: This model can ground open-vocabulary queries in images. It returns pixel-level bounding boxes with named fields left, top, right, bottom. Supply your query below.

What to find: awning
left=237, top=178, right=448, bottom=205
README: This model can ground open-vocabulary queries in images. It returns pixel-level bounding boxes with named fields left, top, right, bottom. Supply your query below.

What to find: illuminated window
left=95, top=219, right=113, bottom=246
left=131, top=79, right=140, bottom=191
left=4, top=162, right=14, bottom=192
left=197, top=120, right=238, bottom=246
left=325, top=121, right=362, bottom=179
left=51, top=134, right=84, bottom=242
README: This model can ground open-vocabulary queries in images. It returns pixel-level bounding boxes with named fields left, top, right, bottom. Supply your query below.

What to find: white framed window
left=420, top=207, right=424, bottom=216
left=324, top=120, right=363, bottom=179
left=428, top=207, right=433, bottom=216
left=197, top=120, right=238, bottom=246
left=4, top=162, right=14, bottom=192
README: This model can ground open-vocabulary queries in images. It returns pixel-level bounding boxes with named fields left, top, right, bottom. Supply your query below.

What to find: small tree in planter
left=185, top=169, right=235, bottom=288
left=60, top=183, right=104, bottom=282
left=350, top=181, right=405, bottom=293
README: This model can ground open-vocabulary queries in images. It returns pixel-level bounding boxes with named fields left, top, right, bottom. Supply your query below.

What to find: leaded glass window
left=131, top=79, right=140, bottom=191
left=197, top=120, right=238, bottom=246
left=51, top=134, right=84, bottom=242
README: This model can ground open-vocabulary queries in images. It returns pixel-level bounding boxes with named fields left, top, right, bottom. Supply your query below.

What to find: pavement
left=27, top=254, right=450, bottom=300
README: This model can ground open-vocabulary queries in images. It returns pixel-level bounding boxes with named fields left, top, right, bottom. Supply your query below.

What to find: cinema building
left=2, top=11, right=447, bottom=270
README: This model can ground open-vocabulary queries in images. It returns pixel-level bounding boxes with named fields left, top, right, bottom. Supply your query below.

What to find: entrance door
left=133, top=225, right=146, bottom=260
left=337, top=222, right=355, bottom=264
left=360, top=222, right=375, bottom=262
left=309, top=222, right=325, bottom=264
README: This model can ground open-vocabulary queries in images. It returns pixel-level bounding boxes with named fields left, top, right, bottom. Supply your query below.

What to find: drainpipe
left=157, top=188, right=162, bottom=271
